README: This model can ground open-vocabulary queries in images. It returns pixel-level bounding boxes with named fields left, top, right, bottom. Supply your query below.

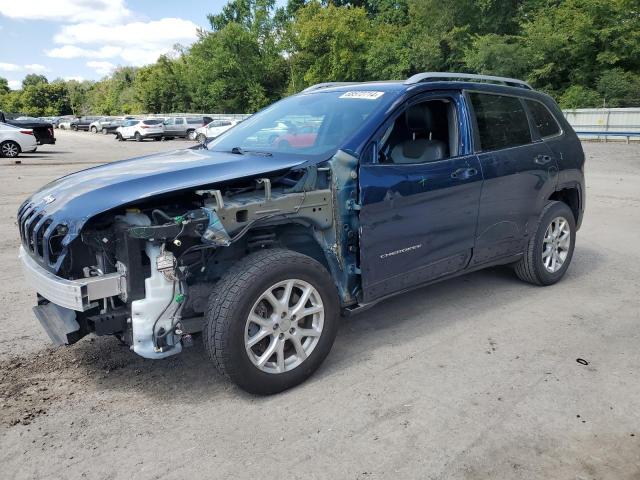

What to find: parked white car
left=116, top=119, right=164, bottom=142
left=0, top=123, right=37, bottom=157
left=195, top=119, right=239, bottom=143
left=57, top=118, right=75, bottom=130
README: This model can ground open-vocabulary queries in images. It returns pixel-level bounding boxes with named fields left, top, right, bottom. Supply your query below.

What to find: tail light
left=141, top=125, right=149, bottom=129
left=20, top=130, right=34, bottom=135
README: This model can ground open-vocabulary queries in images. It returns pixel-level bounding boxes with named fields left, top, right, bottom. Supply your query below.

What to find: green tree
left=0, top=77, right=9, bottom=95
left=596, top=68, right=640, bottom=107
left=559, top=85, right=602, bottom=109
left=463, top=34, right=530, bottom=79
left=288, top=1, right=371, bottom=90
left=22, top=74, right=48, bottom=89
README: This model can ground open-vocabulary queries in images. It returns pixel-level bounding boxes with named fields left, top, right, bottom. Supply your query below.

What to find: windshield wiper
left=229, top=146, right=273, bottom=157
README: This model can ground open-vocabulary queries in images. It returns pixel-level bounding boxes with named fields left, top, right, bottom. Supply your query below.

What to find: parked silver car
left=162, top=116, right=212, bottom=140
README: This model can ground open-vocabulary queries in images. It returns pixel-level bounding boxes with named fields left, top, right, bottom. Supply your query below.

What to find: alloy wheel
left=244, top=279, right=324, bottom=374
left=542, top=216, right=571, bottom=273
left=1, top=142, right=19, bottom=157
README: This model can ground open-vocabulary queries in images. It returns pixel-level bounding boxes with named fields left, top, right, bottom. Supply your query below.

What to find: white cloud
left=0, top=63, right=49, bottom=73
left=24, top=64, right=49, bottom=72
left=46, top=45, right=123, bottom=59
left=87, top=61, right=115, bottom=75
left=7, top=80, right=20, bottom=89
left=63, top=75, right=85, bottom=82
left=51, top=18, right=199, bottom=66
left=0, top=0, right=130, bottom=24
left=0, top=62, right=21, bottom=72
left=54, top=18, right=198, bottom=47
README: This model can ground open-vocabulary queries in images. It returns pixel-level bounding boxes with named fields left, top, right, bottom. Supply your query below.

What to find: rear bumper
left=19, top=246, right=125, bottom=311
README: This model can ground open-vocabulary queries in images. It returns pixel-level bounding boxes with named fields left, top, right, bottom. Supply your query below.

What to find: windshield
left=207, top=90, right=392, bottom=157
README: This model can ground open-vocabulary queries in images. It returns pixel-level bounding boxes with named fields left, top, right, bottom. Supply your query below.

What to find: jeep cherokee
left=17, top=72, right=585, bottom=394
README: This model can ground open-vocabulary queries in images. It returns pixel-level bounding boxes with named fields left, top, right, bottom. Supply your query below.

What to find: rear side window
left=143, top=119, right=163, bottom=125
left=525, top=100, right=561, bottom=138
left=187, top=118, right=202, bottom=124
left=470, top=93, right=531, bottom=151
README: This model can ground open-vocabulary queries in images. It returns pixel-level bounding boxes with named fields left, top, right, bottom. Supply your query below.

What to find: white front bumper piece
left=19, top=246, right=125, bottom=312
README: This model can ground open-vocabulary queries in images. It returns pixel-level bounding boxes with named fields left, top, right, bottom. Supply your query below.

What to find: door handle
left=535, top=154, right=552, bottom=165
left=451, top=167, right=478, bottom=179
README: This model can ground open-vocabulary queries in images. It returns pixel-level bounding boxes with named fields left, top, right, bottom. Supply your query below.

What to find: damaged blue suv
left=18, top=73, right=585, bottom=394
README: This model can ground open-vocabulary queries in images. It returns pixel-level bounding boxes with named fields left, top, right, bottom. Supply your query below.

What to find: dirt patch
left=0, top=338, right=156, bottom=428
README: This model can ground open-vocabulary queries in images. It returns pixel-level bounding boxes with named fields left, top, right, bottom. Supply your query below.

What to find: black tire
left=0, top=140, right=21, bottom=158
left=204, top=249, right=339, bottom=394
left=116, top=133, right=125, bottom=141
left=134, top=132, right=142, bottom=142
left=196, top=133, right=207, bottom=144
left=514, top=201, right=576, bottom=286
left=71, top=124, right=78, bottom=131
left=187, top=129, right=196, bottom=141
left=90, top=126, right=97, bottom=133
left=154, top=137, right=161, bottom=141
left=101, top=128, right=108, bottom=135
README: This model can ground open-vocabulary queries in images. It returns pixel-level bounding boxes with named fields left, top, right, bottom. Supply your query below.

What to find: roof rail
left=301, top=82, right=359, bottom=93
left=405, top=72, right=532, bottom=90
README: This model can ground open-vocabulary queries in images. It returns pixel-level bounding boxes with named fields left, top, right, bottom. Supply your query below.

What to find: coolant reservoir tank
left=116, top=209, right=151, bottom=227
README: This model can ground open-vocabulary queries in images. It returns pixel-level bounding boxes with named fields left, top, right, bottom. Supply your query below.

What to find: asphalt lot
left=0, top=130, right=639, bottom=479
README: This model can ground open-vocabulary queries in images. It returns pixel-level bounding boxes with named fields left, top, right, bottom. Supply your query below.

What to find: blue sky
left=0, top=0, right=284, bottom=89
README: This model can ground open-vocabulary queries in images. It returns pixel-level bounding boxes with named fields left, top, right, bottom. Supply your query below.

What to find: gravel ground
left=0, top=131, right=639, bottom=479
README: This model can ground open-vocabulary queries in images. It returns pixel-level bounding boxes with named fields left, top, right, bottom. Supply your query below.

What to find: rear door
left=359, top=91, right=483, bottom=302
left=468, top=92, right=558, bottom=265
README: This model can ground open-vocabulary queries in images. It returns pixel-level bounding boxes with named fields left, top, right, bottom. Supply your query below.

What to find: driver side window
left=378, top=98, right=459, bottom=165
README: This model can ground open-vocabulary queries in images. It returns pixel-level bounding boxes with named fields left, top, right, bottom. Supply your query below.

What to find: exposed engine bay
left=51, top=152, right=360, bottom=358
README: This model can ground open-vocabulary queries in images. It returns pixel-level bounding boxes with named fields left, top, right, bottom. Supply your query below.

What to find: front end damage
left=19, top=151, right=362, bottom=359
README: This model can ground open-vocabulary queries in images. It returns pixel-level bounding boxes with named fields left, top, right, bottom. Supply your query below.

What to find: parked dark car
left=0, top=111, right=56, bottom=145
left=17, top=73, right=584, bottom=395
left=71, top=116, right=101, bottom=131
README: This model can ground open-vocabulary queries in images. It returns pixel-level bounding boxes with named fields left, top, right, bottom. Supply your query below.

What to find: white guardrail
left=563, top=108, right=640, bottom=143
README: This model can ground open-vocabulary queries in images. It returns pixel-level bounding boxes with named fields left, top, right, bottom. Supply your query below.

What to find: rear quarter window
left=525, top=100, right=561, bottom=138
left=143, top=120, right=163, bottom=125
left=470, top=92, right=532, bottom=151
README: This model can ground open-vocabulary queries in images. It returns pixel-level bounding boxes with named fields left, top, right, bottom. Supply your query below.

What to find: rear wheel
left=0, top=140, right=20, bottom=158
left=514, top=201, right=576, bottom=286
left=187, top=129, right=196, bottom=141
left=134, top=132, right=142, bottom=142
left=204, top=249, right=339, bottom=394
left=90, top=126, right=97, bottom=133
left=196, top=133, right=207, bottom=144
left=101, top=128, right=108, bottom=135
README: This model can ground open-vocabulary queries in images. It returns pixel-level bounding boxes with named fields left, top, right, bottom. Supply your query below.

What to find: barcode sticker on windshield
left=339, top=91, right=385, bottom=100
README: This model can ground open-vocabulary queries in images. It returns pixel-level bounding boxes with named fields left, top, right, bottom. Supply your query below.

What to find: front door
left=359, top=93, right=483, bottom=302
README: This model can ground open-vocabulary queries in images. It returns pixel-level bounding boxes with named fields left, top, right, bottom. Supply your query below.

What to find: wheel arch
left=548, top=184, right=582, bottom=228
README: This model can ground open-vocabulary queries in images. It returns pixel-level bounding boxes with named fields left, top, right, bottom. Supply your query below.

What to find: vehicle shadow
left=75, top=245, right=605, bottom=402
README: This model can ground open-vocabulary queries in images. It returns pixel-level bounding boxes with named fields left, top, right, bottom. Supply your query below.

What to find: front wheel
left=204, top=249, right=339, bottom=395
left=90, top=126, right=97, bottom=133
left=0, top=140, right=20, bottom=158
left=514, top=201, right=576, bottom=286
left=134, top=132, right=142, bottom=142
